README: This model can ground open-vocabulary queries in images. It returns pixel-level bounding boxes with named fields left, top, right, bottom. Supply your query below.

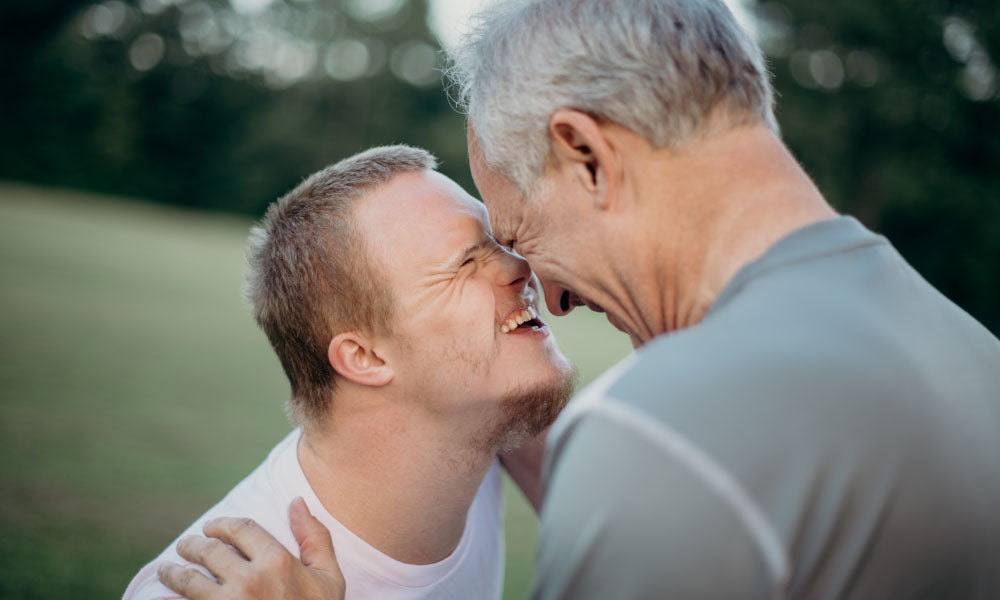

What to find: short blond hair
left=244, top=145, right=437, bottom=426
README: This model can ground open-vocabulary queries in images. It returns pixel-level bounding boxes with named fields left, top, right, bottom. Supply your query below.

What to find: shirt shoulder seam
left=555, top=397, right=790, bottom=598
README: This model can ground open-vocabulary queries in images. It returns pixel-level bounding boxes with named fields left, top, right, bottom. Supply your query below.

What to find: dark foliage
left=1, top=0, right=997, bottom=332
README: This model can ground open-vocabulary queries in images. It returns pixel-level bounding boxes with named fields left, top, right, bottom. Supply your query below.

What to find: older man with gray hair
left=166, top=0, right=1000, bottom=598
left=455, top=1, right=1000, bottom=598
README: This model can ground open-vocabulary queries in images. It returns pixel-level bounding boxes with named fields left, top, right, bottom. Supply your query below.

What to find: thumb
left=290, top=497, right=341, bottom=575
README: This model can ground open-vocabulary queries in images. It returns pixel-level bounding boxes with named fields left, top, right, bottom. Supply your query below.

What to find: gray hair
left=244, top=145, right=437, bottom=427
left=446, top=0, right=777, bottom=193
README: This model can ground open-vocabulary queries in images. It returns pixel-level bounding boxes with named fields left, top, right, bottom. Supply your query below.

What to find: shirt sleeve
left=122, top=540, right=217, bottom=600
left=531, top=404, right=780, bottom=600
left=121, top=560, right=187, bottom=600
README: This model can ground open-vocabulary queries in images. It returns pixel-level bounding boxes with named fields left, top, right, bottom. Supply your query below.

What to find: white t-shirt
left=123, top=428, right=506, bottom=600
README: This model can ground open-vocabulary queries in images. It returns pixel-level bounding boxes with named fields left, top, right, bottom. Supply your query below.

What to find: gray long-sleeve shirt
left=535, top=217, right=1000, bottom=599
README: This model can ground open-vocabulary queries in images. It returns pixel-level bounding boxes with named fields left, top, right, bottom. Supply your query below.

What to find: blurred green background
left=0, top=0, right=997, bottom=598
left=0, top=181, right=632, bottom=598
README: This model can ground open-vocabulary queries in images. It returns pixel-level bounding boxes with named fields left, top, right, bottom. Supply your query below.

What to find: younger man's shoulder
left=122, top=431, right=301, bottom=600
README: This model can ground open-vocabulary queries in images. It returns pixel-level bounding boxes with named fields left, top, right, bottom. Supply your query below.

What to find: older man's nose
left=542, top=282, right=575, bottom=317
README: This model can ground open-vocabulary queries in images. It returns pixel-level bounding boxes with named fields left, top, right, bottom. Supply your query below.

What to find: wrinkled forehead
left=467, top=150, right=526, bottom=243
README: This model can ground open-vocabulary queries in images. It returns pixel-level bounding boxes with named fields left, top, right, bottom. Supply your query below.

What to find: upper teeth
left=501, top=307, right=538, bottom=333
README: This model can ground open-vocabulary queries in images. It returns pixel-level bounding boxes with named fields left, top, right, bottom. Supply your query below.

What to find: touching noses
left=494, top=251, right=576, bottom=316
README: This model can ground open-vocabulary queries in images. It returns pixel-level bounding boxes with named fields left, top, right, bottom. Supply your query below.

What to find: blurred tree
left=0, top=0, right=997, bottom=333
left=0, top=0, right=472, bottom=214
left=754, top=0, right=999, bottom=333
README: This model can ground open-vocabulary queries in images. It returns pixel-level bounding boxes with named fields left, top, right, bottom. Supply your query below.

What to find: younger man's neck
left=296, top=401, right=496, bottom=565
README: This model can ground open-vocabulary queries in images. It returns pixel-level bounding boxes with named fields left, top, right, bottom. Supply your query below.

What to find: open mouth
left=500, top=306, right=544, bottom=333
left=562, top=290, right=604, bottom=314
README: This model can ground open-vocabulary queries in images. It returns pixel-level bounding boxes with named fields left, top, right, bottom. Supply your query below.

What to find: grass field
left=0, top=181, right=632, bottom=599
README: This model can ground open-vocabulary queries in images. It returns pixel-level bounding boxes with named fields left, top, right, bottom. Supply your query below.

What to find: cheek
left=523, top=252, right=562, bottom=290
left=525, top=232, right=579, bottom=283
left=468, top=284, right=498, bottom=336
left=438, top=280, right=497, bottom=346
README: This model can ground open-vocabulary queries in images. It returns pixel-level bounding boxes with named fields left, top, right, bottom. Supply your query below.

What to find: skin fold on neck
left=613, top=122, right=837, bottom=341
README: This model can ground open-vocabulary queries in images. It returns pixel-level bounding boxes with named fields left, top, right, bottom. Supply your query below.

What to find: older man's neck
left=296, top=400, right=495, bottom=565
left=642, top=123, right=836, bottom=334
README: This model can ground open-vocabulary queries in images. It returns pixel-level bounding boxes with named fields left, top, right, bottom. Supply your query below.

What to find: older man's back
left=538, top=217, right=1000, bottom=599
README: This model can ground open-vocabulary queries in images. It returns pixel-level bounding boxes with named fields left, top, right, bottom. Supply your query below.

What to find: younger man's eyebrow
left=447, top=237, right=495, bottom=269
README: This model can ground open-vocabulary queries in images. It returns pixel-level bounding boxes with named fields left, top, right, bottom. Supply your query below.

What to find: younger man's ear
left=547, top=109, right=617, bottom=209
left=327, top=332, right=393, bottom=387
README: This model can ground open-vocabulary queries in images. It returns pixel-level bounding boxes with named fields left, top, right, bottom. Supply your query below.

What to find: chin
left=483, top=363, right=577, bottom=453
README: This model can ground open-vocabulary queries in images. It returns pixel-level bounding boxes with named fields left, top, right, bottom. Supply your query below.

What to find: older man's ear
left=327, top=333, right=394, bottom=387
left=547, top=108, right=620, bottom=211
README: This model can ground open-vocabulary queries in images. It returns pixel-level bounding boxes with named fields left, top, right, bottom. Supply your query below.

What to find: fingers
left=203, top=516, right=281, bottom=562
left=158, top=562, right=217, bottom=599
left=176, top=534, right=247, bottom=583
left=289, top=497, right=341, bottom=575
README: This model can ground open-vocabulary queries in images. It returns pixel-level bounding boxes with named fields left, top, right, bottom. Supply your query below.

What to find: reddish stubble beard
left=478, top=365, right=578, bottom=454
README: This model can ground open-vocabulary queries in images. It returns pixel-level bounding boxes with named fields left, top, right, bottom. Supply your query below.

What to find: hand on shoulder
left=157, top=498, right=346, bottom=600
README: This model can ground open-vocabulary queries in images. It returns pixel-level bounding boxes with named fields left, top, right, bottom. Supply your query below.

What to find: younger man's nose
left=494, top=251, right=531, bottom=290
